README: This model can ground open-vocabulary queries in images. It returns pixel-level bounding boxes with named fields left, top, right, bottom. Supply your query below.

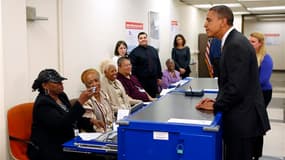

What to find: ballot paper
left=78, top=132, right=102, bottom=141
left=143, top=102, right=151, bottom=105
left=117, top=109, right=130, bottom=121
left=160, top=88, right=175, bottom=96
left=168, top=118, right=212, bottom=125
left=170, top=79, right=189, bottom=87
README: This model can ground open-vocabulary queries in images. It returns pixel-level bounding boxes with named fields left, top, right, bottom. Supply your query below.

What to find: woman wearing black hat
left=27, top=69, right=94, bottom=160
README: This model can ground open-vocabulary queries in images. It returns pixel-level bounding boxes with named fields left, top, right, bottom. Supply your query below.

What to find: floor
left=261, top=72, right=285, bottom=160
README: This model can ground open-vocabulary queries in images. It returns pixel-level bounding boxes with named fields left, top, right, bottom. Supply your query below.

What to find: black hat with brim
left=32, top=69, right=67, bottom=91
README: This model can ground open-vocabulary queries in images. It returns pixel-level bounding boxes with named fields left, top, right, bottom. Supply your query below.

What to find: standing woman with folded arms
left=171, top=34, right=191, bottom=79
left=27, top=69, right=94, bottom=160
left=249, top=32, right=273, bottom=160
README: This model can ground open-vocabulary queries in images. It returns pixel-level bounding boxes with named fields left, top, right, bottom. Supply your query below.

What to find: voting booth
left=117, top=93, right=222, bottom=160
left=63, top=78, right=222, bottom=160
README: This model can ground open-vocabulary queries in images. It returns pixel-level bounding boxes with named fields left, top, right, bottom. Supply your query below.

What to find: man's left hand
left=196, top=99, right=214, bottom=111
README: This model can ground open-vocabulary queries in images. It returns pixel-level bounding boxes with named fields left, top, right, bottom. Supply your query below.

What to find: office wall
left=61, top=0, right=206, bottom=98
left=26, top=0, right=59, bottom=99
left=2, top=0, right=29, bottom=109
left=174, top=2, right=206, bottom=54
left=234, top=15, right=242, bottom=32
left=2, top=0, right=28, bottom=159
left=0, top=0, right=32, bottom=159
left=243, top=19, right=285, bottom=70
left=0, top=0, right=7, bottom=159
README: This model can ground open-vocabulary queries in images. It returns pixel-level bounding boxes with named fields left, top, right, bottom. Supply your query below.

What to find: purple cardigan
left=160, top=69, right=181, bottom=89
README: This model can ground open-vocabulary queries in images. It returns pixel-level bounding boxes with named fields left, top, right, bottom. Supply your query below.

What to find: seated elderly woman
left=160, top=58, right=181, bottom=89
left=79, top=68, right=115, bottom=132
left=100, top=60, right=141, bottom=113
left=117, top=57, right=156, bottom=102
left=27, top=69, right=94, bottom=160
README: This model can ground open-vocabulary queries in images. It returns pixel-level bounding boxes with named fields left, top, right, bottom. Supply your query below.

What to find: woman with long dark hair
left=171, top=34, right=191, bottom=79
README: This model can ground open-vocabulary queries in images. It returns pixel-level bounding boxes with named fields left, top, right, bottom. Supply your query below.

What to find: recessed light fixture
left=238, top=0, right=279, bottom=1
left=192, top=4, right=212, bottom=9
left=258, top=17, right=285, bottom=21
left=193, top=3, right=242, bottom=9
left=214, top=3, right=242, bottom=8
left=248, top=6, right=285, bottom=11
left=233, top=11, right=250, bottom=15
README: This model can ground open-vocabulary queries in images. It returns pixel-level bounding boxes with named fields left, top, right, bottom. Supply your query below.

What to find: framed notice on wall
left=125, top=21, right=144, bottom=52
left=171, top=20, right=179, bottom=46
left=265, top=33, right=281, bottom=45
left=148, top=11, right=160, bottom=51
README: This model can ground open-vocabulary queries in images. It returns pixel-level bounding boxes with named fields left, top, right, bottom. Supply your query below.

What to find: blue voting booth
left=63, top=78, right=222, bottom=160
left=117, top=92, right=222, bottom=160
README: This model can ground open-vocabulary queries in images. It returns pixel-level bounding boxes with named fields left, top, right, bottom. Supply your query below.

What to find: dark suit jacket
left=27, top=92, right=86, bottom=160
left=214, top=29, right=270, bottom=140
left=129, top=45, right=162, bottom=79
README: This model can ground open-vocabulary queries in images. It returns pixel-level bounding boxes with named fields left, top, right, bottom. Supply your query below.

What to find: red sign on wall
left=125, top=21, right=144, bottom=30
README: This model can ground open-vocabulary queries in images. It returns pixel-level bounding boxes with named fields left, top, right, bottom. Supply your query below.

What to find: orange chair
left=7, top=102, right=34, bottom=160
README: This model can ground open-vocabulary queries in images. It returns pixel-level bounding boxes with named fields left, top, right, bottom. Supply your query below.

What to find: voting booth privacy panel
left=117, top=93, right=222, bottom=160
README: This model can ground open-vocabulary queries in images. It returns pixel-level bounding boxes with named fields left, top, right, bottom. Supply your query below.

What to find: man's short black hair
left=209, top=5, right=234, bottom=26
left=137, top=32, right=148, bottom=39
left=117, top=56, right=130, bottom=67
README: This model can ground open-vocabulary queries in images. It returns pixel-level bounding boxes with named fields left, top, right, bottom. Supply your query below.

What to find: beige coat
left=100, top=76, right=131, bottom=112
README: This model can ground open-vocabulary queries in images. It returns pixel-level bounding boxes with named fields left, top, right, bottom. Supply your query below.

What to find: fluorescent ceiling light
left=193, top=4, right=212, bottom=9
left=214, top=3, right=242, bottom=8
left=238, top=0, right=277, bottom=1
left=194, top=3, right=242, bottom=9
left=248, top=6, right=285, bottom=11
left=258, top=18, right=285, bottom=21
left=234, top=11, right=250, bottom=15
left=256, top=14, right=285, bottom=18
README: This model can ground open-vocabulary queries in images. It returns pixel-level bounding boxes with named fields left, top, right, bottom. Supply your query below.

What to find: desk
left=118, top=93, right=222, bottom=160
left=180, top=77, right=218, bottom=91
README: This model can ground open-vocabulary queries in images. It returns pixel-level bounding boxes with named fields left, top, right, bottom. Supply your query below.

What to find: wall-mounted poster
left=149, top=11, right=160, bottom=51
left=125, top=21, right=144, bottom=52
left=264, top=33, right=281, bottom=46
left=171, top=20, right=179, bottom=45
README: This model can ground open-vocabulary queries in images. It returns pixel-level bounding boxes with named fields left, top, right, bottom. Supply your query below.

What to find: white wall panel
left=61, top=0, right=205, bottom=98
left=244, top=19, right=285, bottom=70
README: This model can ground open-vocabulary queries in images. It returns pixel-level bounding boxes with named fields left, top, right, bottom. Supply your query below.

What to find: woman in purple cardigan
left=249, top=32, right=273, bottom=160
left=160, top=58, right=181, bottom=89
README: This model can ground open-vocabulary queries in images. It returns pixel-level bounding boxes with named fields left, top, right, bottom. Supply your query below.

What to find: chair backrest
left=7, top=102, right=34, bottom=160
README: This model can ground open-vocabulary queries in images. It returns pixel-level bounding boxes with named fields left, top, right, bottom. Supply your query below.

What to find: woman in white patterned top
left=80, top=68, right=115, bottom=132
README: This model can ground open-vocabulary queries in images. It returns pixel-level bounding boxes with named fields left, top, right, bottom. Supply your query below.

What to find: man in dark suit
left=196, top=5, right=270, bottom=160
left=129, top=32, right=162, bottom=98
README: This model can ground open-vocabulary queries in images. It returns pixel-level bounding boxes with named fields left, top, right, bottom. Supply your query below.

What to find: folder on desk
left=63, top=131, right=118, bottom=154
